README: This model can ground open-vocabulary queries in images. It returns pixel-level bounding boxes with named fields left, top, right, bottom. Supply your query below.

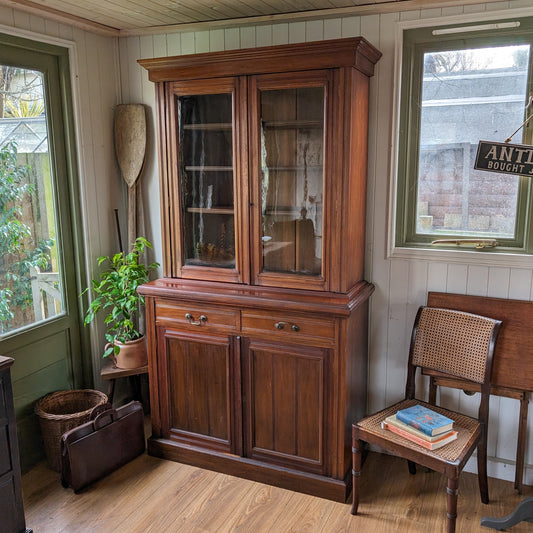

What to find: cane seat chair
left=351, top=306, right=502, bottom=533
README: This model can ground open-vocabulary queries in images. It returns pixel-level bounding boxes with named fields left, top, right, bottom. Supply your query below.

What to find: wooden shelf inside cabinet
left=263, top=208, right=301, bottom=216
left=262, top=120, right=323, bottom=129
left=185, top=258, right=235, bottom=267
left=187, top=207, right=234, bottom=215
left=183, top=123, right=232, bottom=130
left=184, top=166, right=233, bottom=172
left=262, top=166, right=323, bottom=172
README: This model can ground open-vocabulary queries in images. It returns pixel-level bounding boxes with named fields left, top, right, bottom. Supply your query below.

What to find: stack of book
left=381, top=404, right=458, bottom=450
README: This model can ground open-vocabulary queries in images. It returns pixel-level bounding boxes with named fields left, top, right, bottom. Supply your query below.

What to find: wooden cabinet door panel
left=243, top=338, right=329, bottom=474
left=158, top=328, right=240, bottom=454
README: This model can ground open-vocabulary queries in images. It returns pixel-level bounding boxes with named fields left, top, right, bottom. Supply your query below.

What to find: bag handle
left=93, top=408, right=118, bottom=430
left=90, top=401, right=112, bottom=420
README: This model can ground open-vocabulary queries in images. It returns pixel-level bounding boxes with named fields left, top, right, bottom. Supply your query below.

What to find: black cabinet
left=0, top=356, right=31, bottom=533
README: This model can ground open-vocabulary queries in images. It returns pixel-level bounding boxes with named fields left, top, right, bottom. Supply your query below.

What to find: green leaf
left=81, top=236, right=159, bottom=342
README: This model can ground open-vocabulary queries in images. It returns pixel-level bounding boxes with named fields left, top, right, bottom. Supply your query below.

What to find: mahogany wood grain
left=139, top=281, right=373, bottom=501
left=155, top=83, right=173, bottom=278
left=155, top=300, right=239, bottom=332
left=241, top=309, right=336, bottom=346
left=0, top=356, right=32, bottom=533
left=137, top=38, right=380, bottom=502
left=242, top=338, right=328, bottom=473
left=141, top=38, right=380, bottom=294
left=138, top=38, right=382, bottom=82
left=236, top=75, right=250, bottom=285
left=157, top=328, right=239, bottom=455
left=139, top=277, right=374, bottom=315
left=342, top=68, right=371, bottom=289
left=248, top=70, right=331, bottom=290
left=165, top=77, right=243, bottom=284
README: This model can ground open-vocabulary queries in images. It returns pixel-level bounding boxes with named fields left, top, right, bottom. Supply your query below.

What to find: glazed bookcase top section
left=138, top=37, right=382, bottom=82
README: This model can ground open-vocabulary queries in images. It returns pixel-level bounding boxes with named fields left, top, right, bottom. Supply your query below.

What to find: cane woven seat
left=355, top=398, right=480, bottom=463
left=351, top=306, right=502, bottom=533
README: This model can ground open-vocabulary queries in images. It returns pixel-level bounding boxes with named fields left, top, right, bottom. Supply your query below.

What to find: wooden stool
left=100, top=359, right=148, bottom=406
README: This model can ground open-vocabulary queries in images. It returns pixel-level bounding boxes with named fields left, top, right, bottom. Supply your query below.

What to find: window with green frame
left=396, top=17, right=533, bottom=253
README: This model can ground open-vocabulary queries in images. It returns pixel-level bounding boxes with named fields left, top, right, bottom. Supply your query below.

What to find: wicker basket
left=35, top=389, right=108, bottom=472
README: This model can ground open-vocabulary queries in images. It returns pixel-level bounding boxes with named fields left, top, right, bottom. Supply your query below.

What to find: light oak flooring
left=22, top=449, right=533, bottom=533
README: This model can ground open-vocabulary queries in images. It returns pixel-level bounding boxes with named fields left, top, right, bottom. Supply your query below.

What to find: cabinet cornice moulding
left=138, top=38, right=382, bottom=82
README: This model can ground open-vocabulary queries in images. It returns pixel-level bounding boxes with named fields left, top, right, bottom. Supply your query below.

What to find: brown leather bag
left=60, top=401, right=145, bottom=492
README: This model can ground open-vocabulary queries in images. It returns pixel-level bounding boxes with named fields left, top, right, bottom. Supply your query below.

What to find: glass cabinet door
left=176, top=88, right=237, bottom=273
left=254, top=77, right=326, bottom=286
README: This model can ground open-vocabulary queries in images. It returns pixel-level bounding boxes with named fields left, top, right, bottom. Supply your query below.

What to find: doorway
left=0, top=33, right=88, bottom=468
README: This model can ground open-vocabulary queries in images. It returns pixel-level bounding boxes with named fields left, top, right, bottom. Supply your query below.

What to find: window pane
left=178, top=93, right=236, bottom=269
left=0, top=66, right=63, bottom=335
left=260, top=87, right=324, bottom=276
left=417, top=45, right=530, bottom=237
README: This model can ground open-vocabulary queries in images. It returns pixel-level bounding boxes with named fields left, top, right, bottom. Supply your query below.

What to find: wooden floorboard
left=22, top=450, right=533, bottom=533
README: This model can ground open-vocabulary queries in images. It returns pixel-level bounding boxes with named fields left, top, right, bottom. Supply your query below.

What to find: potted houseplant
left=82, top=237, right=159, bottom=369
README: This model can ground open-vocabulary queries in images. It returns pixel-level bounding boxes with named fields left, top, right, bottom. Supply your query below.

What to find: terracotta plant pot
left=106, top=336, right=148, bottom=369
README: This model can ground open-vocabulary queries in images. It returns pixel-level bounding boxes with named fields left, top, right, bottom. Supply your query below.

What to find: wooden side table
left=427, top=292, right=533, bottom=494
left=100, top=359, right=148, bottom=407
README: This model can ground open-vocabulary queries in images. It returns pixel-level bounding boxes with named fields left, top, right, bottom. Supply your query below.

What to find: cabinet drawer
left=155, top=301, right=239, bottom=332
left=242, top=310, right=335, bottom=341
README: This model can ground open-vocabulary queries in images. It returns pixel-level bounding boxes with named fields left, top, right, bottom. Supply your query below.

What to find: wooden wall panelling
left=272, top=23, right=288, bottom=45
left=364, top=11, right=391, bottom=414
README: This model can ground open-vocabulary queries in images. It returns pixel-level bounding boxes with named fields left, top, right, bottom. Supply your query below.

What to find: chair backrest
left=406, top=306, right=502, bottom=404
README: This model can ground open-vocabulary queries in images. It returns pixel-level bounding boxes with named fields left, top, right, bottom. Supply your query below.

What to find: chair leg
left=446, top=477, right=459, bottom=533
left=477, top=442, right=489, bottom=504
left=351, top=438, right=363, bottom=515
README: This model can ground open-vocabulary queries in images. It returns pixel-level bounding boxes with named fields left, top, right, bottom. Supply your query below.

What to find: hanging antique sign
left=475, top=140, right=533, bottom=176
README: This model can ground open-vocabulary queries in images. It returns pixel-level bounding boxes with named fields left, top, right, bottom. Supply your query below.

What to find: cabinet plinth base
left=147, top=436, right=350, bottom=503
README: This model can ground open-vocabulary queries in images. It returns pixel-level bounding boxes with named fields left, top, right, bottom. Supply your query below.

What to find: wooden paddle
left=114, top=104, right=146, bottom=251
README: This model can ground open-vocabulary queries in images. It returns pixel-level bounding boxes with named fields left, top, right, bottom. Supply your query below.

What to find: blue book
left=396, top=404, right=454, bottom=436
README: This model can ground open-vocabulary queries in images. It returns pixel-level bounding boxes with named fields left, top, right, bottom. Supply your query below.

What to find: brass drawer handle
left=185, top=313, right=207, bottom=326
left=274, top=321, right=300, bottom=332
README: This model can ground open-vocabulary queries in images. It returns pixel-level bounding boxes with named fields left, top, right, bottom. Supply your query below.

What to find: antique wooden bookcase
left=138, top=37, right=381, bottom=502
